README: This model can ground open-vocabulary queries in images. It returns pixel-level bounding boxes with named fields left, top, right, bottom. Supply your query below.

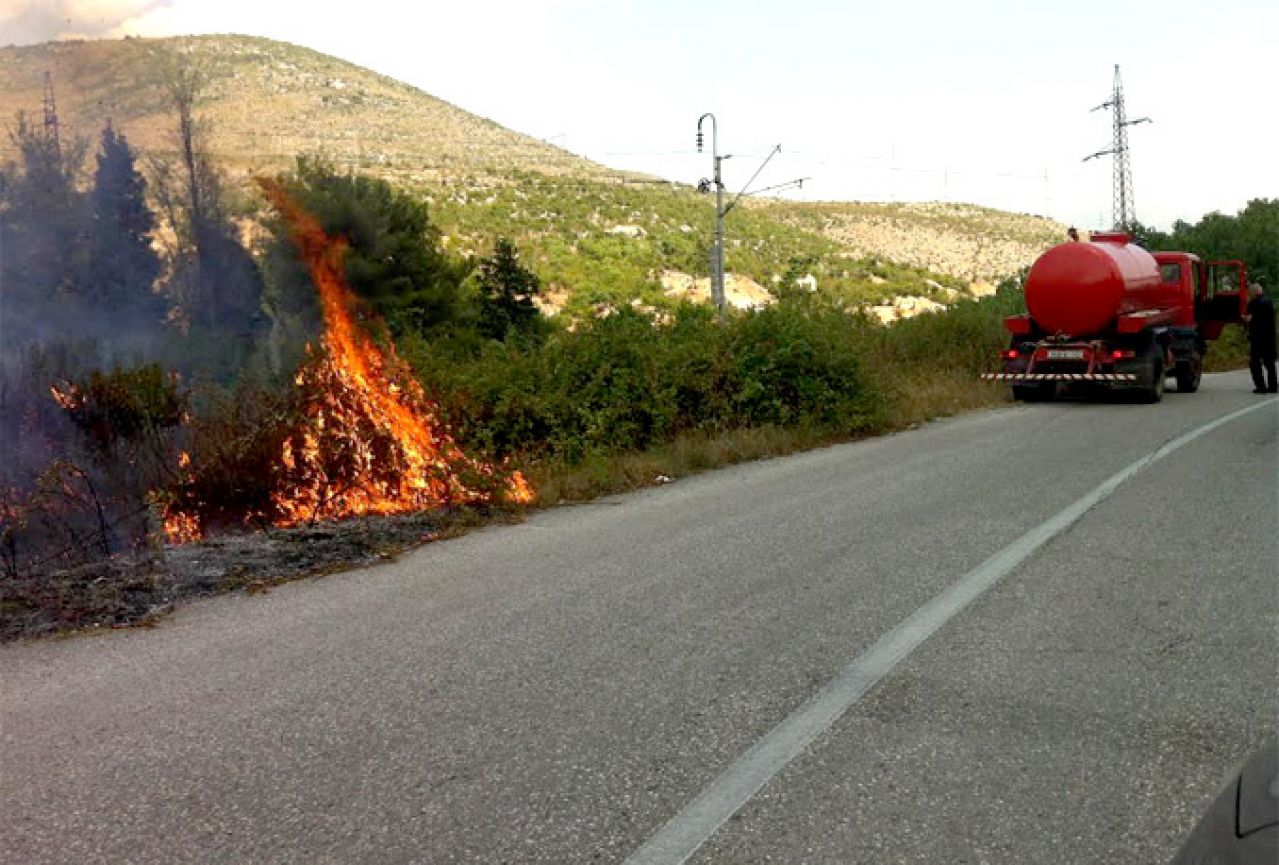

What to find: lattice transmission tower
left=1083, top=65, right=1150, bottom=232
left=42, top=70, right=61, bottom=156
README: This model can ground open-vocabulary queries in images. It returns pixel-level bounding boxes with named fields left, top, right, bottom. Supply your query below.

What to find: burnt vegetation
left=0, top=60, right=553, bottom=636
left=0, top=58, right=265, bottom=611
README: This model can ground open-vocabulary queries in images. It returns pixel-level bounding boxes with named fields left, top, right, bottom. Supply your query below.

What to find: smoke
left=0, top=0, right=171, bottom=46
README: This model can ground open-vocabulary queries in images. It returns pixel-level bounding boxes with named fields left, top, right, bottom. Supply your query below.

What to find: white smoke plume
left=0, top=1, right=171, bottom=46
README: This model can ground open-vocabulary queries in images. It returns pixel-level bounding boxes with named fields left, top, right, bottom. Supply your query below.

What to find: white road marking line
left=623, top=398, right=1276, bottom=865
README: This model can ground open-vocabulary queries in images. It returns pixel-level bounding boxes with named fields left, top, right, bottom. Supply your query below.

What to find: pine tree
left=0, top=111, right=87, bottom=312
left=83, top=122, right=162, bottom=321
left=476, top=238, right=542, bottom=341
left=267, top=157, right=470, bottom=340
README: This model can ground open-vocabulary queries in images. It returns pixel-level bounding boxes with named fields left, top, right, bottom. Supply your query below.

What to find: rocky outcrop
left=660, top=270, right=774, bottom=310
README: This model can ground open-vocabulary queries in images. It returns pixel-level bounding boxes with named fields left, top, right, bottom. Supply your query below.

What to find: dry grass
left=873, top=368, right=1011, bottom=427
left=522, top=372, right=1010, bottom=510
left=525, top=425, right=831, bottom=507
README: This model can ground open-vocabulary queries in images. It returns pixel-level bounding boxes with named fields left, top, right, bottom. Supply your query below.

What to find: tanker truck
left=983, top=231, right=1249, bottom=402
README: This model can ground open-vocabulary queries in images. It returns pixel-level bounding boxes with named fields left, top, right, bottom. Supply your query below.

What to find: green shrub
left=724, top=300, right=874, bottom=429
left=1204, top=324, right=1250, bottom=372
left=867, top=284, right=1024, bottom=375
left=53, top=364, right=185, bottom=455
left=270, top=158, right=470, bottom=339
left=408, top=301, right=880, bottom=465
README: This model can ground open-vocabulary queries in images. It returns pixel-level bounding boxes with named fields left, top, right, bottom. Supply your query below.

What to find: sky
left=2, top=0, right=1275, bottom=231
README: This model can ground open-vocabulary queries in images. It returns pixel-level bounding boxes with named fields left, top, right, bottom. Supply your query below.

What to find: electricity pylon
left=1083, top=64, right=1150, bottom=232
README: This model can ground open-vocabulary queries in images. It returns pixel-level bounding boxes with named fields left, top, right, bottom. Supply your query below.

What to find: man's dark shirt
left=1248, top=295, right=1276, bottom=356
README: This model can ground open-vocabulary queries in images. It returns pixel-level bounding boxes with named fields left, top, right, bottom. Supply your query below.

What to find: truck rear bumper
left=981, top=373, right=1138, bottom=382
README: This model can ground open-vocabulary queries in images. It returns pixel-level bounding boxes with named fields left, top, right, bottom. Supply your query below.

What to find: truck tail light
left=1110, top=349, right=1136, bottom=360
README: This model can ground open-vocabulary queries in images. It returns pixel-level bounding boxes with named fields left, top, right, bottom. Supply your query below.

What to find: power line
left=745, top=178, right=809, bottom=197
left=603, top=150, right=699, bottom=157
left=724, top=144, right=781, bottom=215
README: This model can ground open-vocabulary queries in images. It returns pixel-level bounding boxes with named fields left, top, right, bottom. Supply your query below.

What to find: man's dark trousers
left=1251, top=350, right=1277, bottom=393
left=1248, top=294, right=1277, bottom=393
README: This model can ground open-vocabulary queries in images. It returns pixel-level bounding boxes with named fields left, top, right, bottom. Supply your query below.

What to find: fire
left=163, top=509, right=201, bottom=545
left=160, top=451, right=201, bottom=543
left=49, top=383, right=77, bottom=411
left=160, top=180, right=532, bottom=542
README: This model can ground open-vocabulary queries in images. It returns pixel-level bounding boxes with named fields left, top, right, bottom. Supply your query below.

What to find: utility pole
left=1083, top=64, right=1150, bottom=232
left=42, top=70, right=60, bottom=157
left=696, top=115, right=806, bottom=313
left=697, top=113, right=726, bottom=312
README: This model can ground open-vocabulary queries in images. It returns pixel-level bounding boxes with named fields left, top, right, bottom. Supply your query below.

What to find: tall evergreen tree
left=475, top=238, right=542, bottom=341
left=272, top=157, right=469, bottom=338
left=83, top=122, right=163, bottom=322
left=151, top=51, right=263, bottom=336
left=0, top=111, right=87, bottom=316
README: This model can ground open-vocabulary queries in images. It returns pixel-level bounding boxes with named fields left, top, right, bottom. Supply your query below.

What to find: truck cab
left=1160, top=254, right=1249, bottom=340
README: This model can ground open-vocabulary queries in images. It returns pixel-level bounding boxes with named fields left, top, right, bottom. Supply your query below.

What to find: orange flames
left=163, top=508, right=201, bottom=545
left=160, top=180, right=533, bottom=542
left=49, top=384, right=77, bottom=411
left=259, top=177, right=534, bottom=526
left=162, top=451, right=201, bottom=544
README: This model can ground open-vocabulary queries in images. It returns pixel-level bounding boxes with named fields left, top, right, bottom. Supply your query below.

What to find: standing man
left=1245, top=282, right=1276, bottom=394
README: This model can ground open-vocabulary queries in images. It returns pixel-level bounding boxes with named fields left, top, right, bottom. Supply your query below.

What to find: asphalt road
left=2, top=371, right=1275, bottom=865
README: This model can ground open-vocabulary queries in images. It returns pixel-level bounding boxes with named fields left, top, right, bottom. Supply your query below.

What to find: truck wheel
left=1140, top=356, right=1165, bottom=403
left=1012, top=382, right=1055, bottom=402
left=1174, top=358, right=1202, bottom=393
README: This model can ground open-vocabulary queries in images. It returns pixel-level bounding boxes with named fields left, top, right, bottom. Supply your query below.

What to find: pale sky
left=3, top=0, right=1275, bottom=230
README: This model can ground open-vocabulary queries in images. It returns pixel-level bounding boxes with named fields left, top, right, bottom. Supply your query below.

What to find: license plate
left=1045, top=349, right=1085, bottom=360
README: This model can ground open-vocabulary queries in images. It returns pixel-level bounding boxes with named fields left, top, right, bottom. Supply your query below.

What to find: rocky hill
left=0, top=34, right=611, bottom=184
left=0, top=35, right=1065, bottom=311
left=754, top=200, right=1064, bottom=283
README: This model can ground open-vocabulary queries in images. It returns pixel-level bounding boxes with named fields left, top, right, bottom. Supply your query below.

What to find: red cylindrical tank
left=1025, top=236, right=1162, bottom=336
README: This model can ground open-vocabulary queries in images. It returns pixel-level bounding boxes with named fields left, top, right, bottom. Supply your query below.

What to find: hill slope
left=0, top=35, right=1064, bottom=309
left=0, top=34, right=611, bottom=184
left=753, top=200, right=1064, bottom=282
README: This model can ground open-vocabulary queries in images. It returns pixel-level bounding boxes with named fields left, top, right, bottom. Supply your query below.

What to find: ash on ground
left=0, top=510, right=466, bottom=642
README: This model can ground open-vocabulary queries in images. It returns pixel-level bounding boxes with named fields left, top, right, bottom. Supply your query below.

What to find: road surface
left=2, top=371, right=1276, bottom=864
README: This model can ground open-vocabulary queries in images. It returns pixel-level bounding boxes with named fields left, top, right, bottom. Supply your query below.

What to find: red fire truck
left=984, top=232, right=1249, bottom=402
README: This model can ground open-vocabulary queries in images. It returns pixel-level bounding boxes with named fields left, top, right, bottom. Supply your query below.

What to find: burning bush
left=1, top=363, right=186, bottom=578
left=158, top=380, right=298, bottom=535
left=51, top=364, right=185, bottom=453
left=157, top=179, right=533, bottom=540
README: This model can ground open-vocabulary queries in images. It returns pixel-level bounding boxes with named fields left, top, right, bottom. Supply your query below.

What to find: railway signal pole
left=1083, top=64, right=1150, bottom=232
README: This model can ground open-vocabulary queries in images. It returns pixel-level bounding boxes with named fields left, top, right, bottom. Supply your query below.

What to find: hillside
left=0, top=35, right=1065, bottom=311
left=753, top=200, right=1065, bottom=282
left=423, top=171, right=985, bottom=316
left=0, top=34, right=612, bottom=184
